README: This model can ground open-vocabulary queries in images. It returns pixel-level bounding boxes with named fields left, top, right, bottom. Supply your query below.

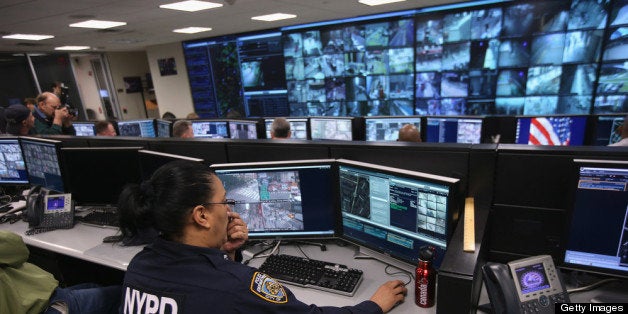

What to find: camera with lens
left=61, top=104, right=78, bottom=117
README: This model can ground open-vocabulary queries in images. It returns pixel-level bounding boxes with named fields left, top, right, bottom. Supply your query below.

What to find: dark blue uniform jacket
left=120, top=237, right=383, bottom=314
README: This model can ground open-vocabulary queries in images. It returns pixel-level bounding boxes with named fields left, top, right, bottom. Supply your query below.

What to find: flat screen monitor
left=264, top=118, right=308, bottom=139
left=156, top=120, right=172, bottom=138
left=138, top=150, right=204, bottom=181
left=0, top=138, right=28, bottom=185
left=73, top=122, right=96, bottom=136
left=211, top=159, right=338, bottom=239
left=309, top=117, right=353, bottom=141
left=117, top=119, right=156, bottom=137
left=337, top=159, right=460, bottom=268
left=364, top=116, right=422, bottom=141
left=19, top=137, right=64, bottom=192
left=515, top=116, right=587, bottom=146
left=425, top=117, right=483, bottom=144
left=60, top=147, right=142, bottom=206
left=563, top=159, right=628, bottom=280
left=593, top=115, right=625, bottom=146
left=228, top=120, right=258, bottom=139
left=191, top=120, right=229, bottom=138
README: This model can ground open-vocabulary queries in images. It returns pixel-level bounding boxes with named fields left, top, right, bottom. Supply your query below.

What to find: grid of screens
left=310, top=117, right=353, bottom=140
left=20, top=138, right=64, bottom=192
left=156, top=120, right=172, bottom=138
left=515, top=116, right=587, bottom=145
left=212, top=160, right=337, bottom=239
left=264, top=118, right=308, bottom=139
left=73, top=122, right=96, bottom=136
left=191, top=120, right=229, bottom=138
left=425, top=117, right=483, bottom=143
left=593, top=114, right=625, bottom=145
left=0, top=138, right=28, bottom=184
left=117, top=120, right=156, bottom=137
left=563, top=159, right=628, bottom=279
left=229, top=120, right=258, bottom=139
left=337, top=159, right=458, bottom=267
left=365, top=116, right=421, bottom=141
left=183, top=0, right=628, bottom=118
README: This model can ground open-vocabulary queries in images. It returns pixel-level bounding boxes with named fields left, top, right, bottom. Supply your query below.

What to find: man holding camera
left=33, top=92, right=76, bottom=135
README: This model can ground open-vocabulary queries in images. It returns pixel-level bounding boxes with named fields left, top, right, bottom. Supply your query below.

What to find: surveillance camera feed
left=182, top=0, right=627, bottom=117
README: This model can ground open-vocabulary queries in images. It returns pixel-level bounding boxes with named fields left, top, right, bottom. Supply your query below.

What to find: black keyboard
left=77, top=209, right=118, bottom=228
left=258, top=254, right=363, bottom=296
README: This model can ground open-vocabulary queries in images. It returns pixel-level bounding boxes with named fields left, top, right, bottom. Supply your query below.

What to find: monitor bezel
left=0, top=136, right=29, bottom=185
left=72, top=122, right=97, bottom=137
left=116, top=119, right=157, bottom=138
left=227, top=119, right=260, bottom=140
left=155, top=119, right=173, bottom=138
left=19, top=137, right=65, bottom=192
left=190, top=119, right=230, bottom=139
left=363, top=115, right=423, bottom=142
left=263, top=117, right=310, bottom=140
left=423, top=115, right=485, bottom=144
left=308, top=116, right=356, bottom=141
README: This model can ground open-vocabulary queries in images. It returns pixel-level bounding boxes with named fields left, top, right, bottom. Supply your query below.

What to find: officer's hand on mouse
left=369, top=280, right=407, bottom=313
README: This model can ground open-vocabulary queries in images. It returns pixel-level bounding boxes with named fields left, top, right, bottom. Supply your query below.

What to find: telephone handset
left=26, top=186, right=74, bottom=231
left=482, top=255, right=570, bottom=314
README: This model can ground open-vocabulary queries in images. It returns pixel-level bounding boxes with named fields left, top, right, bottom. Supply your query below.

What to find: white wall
left=106, top=51, right=151, bottom=120
left=145, top=42, right=194, bottom=119
left=72, top=55, right=105, bottom=120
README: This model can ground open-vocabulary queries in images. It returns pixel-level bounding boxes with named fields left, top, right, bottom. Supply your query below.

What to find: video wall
left=183, top=0, right=628, bottom=118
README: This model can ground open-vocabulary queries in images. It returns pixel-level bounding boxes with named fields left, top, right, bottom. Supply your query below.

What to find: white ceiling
left=0, top=0, right=462, bottom=53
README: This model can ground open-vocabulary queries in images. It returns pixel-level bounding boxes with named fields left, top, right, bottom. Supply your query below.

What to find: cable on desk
left=242, top=240, right=281, bottom=265
left=567, top=278, right=619, bottom=294
left=384, top=264, right=414, bottom=286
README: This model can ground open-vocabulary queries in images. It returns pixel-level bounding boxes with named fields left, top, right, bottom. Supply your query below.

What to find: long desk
left=1, top=220, right=432, bottom=313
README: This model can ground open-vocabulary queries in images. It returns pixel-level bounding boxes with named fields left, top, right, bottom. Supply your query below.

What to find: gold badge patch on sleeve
left=250, top=272, right=288, bottom=304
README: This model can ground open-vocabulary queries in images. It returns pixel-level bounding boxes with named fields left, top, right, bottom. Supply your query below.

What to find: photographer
left=33, top=92, right=76, bottom=135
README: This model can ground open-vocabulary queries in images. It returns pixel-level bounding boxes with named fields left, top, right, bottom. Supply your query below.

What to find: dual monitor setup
left=71, top=113, right=624, bottom=145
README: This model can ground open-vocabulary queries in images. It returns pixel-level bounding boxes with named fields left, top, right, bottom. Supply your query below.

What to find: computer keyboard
left=258, top=254, right=363, bottom=296
left=77, top=208, right=119, bottom=228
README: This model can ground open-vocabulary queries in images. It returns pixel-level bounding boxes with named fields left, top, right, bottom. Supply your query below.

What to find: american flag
left=528, top=117, right=572, bottom=146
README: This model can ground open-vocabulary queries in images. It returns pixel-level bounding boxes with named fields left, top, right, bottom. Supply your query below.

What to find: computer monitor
left=138, top=150, right=204, bottom=181
left=309, top=117, right=354, bottom=141
left=19, top=137, right=64, bottom=192
left=73, top=122, right=96, bottom=136
left=155, top=119, right=172, bottom=138
left=592, top=115, right=625, bottom=146
left=337, top=159, right=460, bottom=269
left=264, top=118, right=308, bottom=139
left=515, top=116, right=588, bottom=146
left=0, top=137, right=28, bottom=185
left=228, top=120, right=258, bottom=139
left=211, top=159, right=338, bottom=239
left=364, top=116, right=422, bottom=141
left=425, top=117, right=484, bottom=144
left=60, top=147, right=142, bottom=206
left=191, top=120, right=229, bottom=138
left=563, top=159, right=628, bottom=281
left=117, top=119, right=156, bottom=137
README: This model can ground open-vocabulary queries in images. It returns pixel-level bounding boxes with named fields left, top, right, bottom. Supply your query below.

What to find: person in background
left=33, top=92, right=75, bottom=135
left=23, top=97, right=37, bottom=112
left=51, top=81, right=69, bottom=106
left=270, top=117, right=291, bottom=139
left=173, top=120, right=194, bottom=138
left=162, top=111, right=176, bottom=119
left=117, top=160, right=406, bottom=313
left=609, top=115, right=628, bottom=147
left=186, top=112, right=200, bottom=119
left=397, top=124, right=421, bottom=142
left=0, top=230, right=121, bottom=314
left=95, top=120, right=117, bottom=136
left=4, top=104, right=35, bottom=136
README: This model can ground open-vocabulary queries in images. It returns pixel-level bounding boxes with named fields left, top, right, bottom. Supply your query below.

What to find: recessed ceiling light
left=173, top=27, right=213, bottom=34
left=358, top=0, right=406, bottom=6
left=55, top=46, right=91, bottom=51
left=160, top=1, right=223, bottom=12
left=251, top=13, right=297, bottom=22
left=2, top=34, right=54, bottom=40
left=69, top=20, right=127, bottom=29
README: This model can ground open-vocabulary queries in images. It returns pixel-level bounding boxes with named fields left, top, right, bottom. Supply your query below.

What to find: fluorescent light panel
left=251, top=13, right=297, bottom=22
left=70, top=20, right=126, bottom=29
left=160, top=1, right=223, bottom=12
left=55, top=46, right=90, bottom=51
left=358, top=0, right=406, bottom=6
left=173, top=27, right=212, bottom=34
left=2, top=34, right=54, bottom=40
